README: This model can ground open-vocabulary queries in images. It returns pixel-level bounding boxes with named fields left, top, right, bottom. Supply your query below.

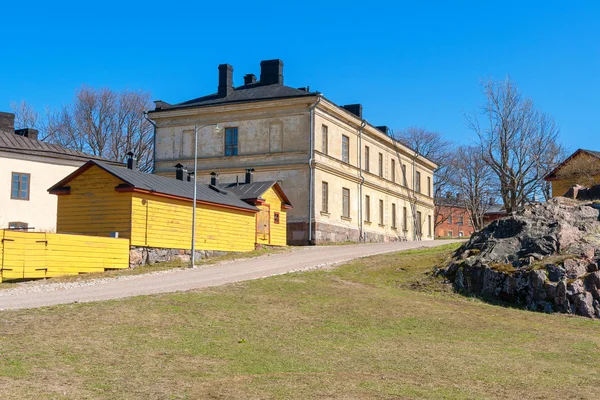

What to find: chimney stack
left=0, top=112, right=15, bottom=133
left=342, top=104, right=363, bottom=119
left=245, top=168, right=254, bottom=184
left=175, top=163, right=186, bottom=181
left=244, top=74, right=257, bottom=85
left=259, top=59, right=284, bottom=85
left=218, top=64, right=234, bottom=98
left=187, top=171, right=194, bottom=182
left=14, top=128, right=39, bottom=140
left=210, top=172, right=219, bottom=186
left=126, top=151, right=137, bottom=170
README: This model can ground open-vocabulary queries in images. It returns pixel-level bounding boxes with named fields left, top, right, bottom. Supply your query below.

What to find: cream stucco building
left=148, top=60, right=437, bottom=245
left=0, top=112, right=121, bottom=232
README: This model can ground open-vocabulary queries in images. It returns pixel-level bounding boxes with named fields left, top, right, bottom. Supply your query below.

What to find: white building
left=0, top=112, right=121, bottom=232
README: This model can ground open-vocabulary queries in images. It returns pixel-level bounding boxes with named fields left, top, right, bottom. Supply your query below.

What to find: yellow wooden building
left=544, top=149, right=600, bottom=197
left=48, top=161, right=292, bottom=253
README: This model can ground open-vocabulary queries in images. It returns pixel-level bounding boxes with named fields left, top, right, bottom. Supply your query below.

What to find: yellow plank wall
left=552, top=175, right=600, bottom=197
left=0, top=230, right=129, bottom=282
left=256, top=187, right=287, bottom=246
left=56, top=166, right=132, bottom=239
left=130, top=193, right=256, bottom=252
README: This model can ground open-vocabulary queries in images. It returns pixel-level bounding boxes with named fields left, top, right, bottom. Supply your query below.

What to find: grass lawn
left=0, top=243, right=599, bottom=399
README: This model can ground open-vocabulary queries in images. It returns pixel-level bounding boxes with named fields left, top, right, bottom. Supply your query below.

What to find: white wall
left=0, top=154, right=80, bottom=232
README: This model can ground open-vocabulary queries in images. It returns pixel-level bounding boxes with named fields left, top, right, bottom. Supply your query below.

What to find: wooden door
left=256, top=206, right=271, bottom=244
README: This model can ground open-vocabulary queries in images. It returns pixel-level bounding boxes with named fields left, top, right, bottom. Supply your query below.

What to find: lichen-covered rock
left=440, top=197, right=600, bottom=318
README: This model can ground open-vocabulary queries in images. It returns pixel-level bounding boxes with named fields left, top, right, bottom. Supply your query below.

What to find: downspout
left=358, top=119, right=367, bottom=242
left=307, top=95, right=322, bottom=245
left=143, top=111, right=157, bottom=173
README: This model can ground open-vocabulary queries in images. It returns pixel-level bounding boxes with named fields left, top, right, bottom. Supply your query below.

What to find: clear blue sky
left=1, top=0, right=598, bottom=152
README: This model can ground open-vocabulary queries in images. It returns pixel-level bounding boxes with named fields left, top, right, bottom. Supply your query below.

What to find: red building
left=435, top=198, right=474, bottom=238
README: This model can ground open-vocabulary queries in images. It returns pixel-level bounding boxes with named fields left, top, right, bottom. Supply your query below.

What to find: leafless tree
left=17, top=86, right=154, bottom=171
left=467, top=77, right=563, bottom=213
left=450, top=146, right=497, bottom=231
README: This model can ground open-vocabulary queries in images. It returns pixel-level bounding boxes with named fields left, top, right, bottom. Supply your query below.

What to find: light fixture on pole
left=191, top=123, right=222, bottom=267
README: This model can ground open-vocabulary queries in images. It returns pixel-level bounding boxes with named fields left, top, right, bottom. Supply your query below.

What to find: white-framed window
left=342, top=135, right=349, bottom=163
left=342, top=188, right=350, bottom=218
left=322, top=125, right=328, bottom=154
left=364, top=146, right=370, bottom=172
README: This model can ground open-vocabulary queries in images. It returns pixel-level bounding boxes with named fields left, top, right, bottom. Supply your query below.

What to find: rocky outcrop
left=439, top=197, right=600, bottom=318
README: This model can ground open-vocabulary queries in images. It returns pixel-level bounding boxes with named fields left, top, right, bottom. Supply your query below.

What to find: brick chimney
left=218, top=64, right=234, bottom=98
left=0, top=112, right=15, bottom=133
left=15, top=128, right=39, bottom=140
left=244, top=74, right=257, bottom=85
left=342, top=104, right=363, bottom=119
left=175, top=163, right=186, bottom=181
left=260, top=59, right=284, bottom=85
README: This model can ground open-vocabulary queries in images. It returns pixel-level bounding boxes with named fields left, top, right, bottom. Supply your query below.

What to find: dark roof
left=49, top=161, right=259, bottom=212
left=0, top=129, right=121, bottom=165
left=545, top=148, right=600, bottom=181
left=150, top=83, right=316, bottom=112
left=485, top=204, right=506, bottom=215
left=223, top=181, right=292, bottom=206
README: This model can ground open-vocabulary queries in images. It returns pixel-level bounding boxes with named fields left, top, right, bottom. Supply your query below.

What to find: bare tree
left=467, top=77, right=562, bottom=213
left=554, top=152, right=600, bottom=188
left=20, top=86, right=154, bottom=171
left=450, top=146, right=496, bottom=230
left=395, top=127, right=455, bottom=233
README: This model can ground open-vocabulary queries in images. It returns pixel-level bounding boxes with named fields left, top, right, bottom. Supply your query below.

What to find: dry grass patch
left=0, top=243, right=599, bottom=399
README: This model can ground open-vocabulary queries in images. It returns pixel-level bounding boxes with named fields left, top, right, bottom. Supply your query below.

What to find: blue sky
left=1, top=1, right=598, bottom=152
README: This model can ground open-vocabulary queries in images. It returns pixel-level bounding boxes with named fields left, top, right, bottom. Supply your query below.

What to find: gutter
left=143, top=111, right=157, bottom=173
left=307, top=95, right=322, bottom=245
left=358, top=119, right=367, bottom=241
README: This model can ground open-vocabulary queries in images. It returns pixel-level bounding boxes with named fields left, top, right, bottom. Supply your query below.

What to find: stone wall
left=288, top=221, right=409, bottom=245
left=129, top=246, right=231, bottom=268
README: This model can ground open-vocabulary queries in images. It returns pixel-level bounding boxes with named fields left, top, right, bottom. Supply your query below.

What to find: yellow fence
left=0, top=230, right=129, bottom=282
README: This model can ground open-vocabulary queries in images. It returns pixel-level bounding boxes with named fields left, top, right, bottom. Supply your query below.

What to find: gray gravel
left=0, top=240, right=463, bottom=311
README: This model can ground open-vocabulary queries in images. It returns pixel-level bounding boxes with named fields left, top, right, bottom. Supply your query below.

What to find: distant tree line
left=11, top=86, right=154, bottom=172
left=395, top=76, right=566, bottom=232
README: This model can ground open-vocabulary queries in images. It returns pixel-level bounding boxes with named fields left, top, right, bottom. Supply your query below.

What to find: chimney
left=210, top=172, right=219, bottom=186
left=218, top=64, right=234, bottom=98
left=0, top=112, right=15, bottom=133
left=175, top=163, right=186, bottom=181
left=244, top=74, right=257, bottom=85
left=342, top=104, right=363, bottom=119
left=126, top=151, right=137, bottom=170
left=245, top=168, right=254, bottom=184
left=187, top=171, right=194, bottom=182
left=14, top=128, right=39, bottom=140
left=260, top=59, right=284, bottom=85
left=376, top=126, right=390, bottom=135
left=154, top=100, right=171, bottom=110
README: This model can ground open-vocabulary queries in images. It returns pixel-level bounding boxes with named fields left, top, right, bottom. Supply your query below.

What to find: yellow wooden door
left=256, top=206, right=271, bottom=244
left=1, top=232, right=47, bottom=280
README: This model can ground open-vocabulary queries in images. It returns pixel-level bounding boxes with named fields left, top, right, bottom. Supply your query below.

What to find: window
left=342, top=135, right=349, bottom=163
left=364, top=146, right=370, bottom=172
left=448, top=230, right=453, bottom=237
left=403, top=206, right=408, bottom=231
left=428, top=215, right=432, bottom=237
left=415, top=171, right=421, bottom=193
left=322, top=125, right=328, bottom=154
left=416, top=211, right=423, bottom=236
left=365, top=195, right=371, bottom=222
left=8, top=221, right=28, bottom=230
left=322, top=182, right=329, bottom=213
left=448, top=215, right=453, bottom=224
left=391, top=159, right=396, bottom=183
left=378, top=153, right=383, bottom=177
left=402, top=164, right=407, bottom=186
left=379, top=199, right=384, bottom=225
left=342, top=188, right=350, bottom=218
left=225, top=127, right=238, bottom=156
left=458, top=231, right=464, bottom=237
left=11, top=172, right=30, bottom=200
left=392, top=203, right=397, bottom=228
left=274, top=212, right=280, bottom=224
left=457, top=216, right=464, bottom=226
left=427, top=176, right=431, bottom=197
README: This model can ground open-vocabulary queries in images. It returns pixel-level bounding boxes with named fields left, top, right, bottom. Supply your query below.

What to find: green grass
left=0, top=242, right=599, bottom=399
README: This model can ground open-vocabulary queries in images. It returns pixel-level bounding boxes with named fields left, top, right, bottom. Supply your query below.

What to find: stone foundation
left=286, top=221, right=409, bottom=245
left=129, top=246, right=231, bottom=268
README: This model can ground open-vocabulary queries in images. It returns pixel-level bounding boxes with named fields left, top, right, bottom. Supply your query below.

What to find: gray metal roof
left=0, top=129, right=121, bottom=165
left=150, top=83, right=316, bottom=112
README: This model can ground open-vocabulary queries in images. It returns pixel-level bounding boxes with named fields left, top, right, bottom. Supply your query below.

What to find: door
left=1, top=231, right=47, bottom=280
left=256, top=206, right=271, bottom=244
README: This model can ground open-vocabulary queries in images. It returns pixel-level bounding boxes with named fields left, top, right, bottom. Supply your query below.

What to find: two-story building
left=0, top=111, right=121, bottom=232
left=148, top=59, right=437, bottom=245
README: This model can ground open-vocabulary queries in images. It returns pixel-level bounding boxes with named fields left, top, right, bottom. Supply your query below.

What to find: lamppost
left=191, top=123, right=221, bottom=267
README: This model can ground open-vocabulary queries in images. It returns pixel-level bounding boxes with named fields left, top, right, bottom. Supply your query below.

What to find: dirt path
left=0, top=240, right=462, bottom=311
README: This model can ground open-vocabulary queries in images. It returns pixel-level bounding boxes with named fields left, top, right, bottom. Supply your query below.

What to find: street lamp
left=191, top=123, right=222, bottom=267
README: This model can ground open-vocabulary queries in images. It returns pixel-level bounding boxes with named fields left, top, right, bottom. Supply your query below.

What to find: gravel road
left=0, top=240, right=463, bottom=311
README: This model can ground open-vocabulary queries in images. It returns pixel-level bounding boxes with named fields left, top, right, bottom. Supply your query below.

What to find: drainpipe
left=358, top=119, right=367, bottom=242
left=143, top=111, right=157, bottom=173
left=307, top=95, right=322, bottom=245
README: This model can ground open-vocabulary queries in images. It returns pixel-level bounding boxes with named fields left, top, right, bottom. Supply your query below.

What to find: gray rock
left=546, top=264, right=566, bottom=282
left=563, top=259, right=588, bottom=279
